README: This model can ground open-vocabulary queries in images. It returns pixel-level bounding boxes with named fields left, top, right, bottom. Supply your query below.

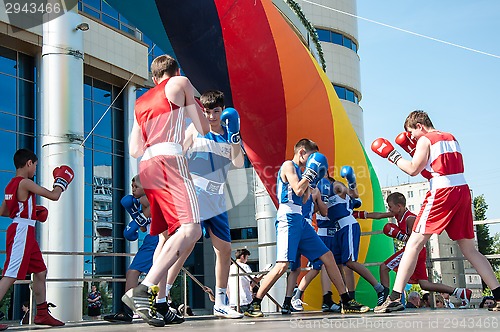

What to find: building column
left=254, top=170, right=282, bottom=313
left=38, top=9, right=85, bottom=322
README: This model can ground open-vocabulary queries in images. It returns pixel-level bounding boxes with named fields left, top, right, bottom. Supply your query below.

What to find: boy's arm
left=282, top=161, right=309, bottom=197
left=20, top=179, right=63, bottom=201
left=230, top=143, right=245, bottom=168
left=139, top=195, right=150, bottom=233
left=183, top=123, right=197, bottom=153
left=129, top=115, right=144, bottom=158
left=312, top=188, right=328, bottom=216
left=354, top=211, right=395, bottom=220
left=396, top=137, right=430, bottom=176
left=405, top=215, right=416, bottom=235
left=171, top=77, right=210, bottom=136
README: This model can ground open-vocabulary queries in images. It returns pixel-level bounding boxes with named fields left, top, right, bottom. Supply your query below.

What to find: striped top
left=135, top=78, right=185, bottom=147
left=4, top=177, right=35, bottom=220
left=424, top=131, right=464, bottom=177
left=187, top=129, right=232, bottom=184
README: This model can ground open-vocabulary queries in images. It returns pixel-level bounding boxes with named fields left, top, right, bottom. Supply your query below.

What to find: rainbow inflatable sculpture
left=107, top=0, right=394, bottom=308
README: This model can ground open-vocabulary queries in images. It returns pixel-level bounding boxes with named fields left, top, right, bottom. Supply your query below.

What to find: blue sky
left=356, top=0, right=500, bottom=234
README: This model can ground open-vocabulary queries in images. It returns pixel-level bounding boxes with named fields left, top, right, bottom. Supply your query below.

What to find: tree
left=473, top=195, right=499, bottom=277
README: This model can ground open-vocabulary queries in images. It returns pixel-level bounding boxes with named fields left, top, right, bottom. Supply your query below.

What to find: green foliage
left=285, top=0, right=327, bottom=72
left=473, top=195, right=499, bottom=271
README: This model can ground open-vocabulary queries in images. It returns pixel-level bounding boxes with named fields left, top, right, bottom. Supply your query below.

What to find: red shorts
left=384, top=247, right=427, bottom=284
left=3, top=222, right=46, bottom=279
left=139, top=154, right=200, bottom=236
left=413, top=185, right=474, bottom=240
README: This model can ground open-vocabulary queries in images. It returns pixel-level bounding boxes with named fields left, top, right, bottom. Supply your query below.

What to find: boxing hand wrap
left=395, top=132, right=417, bottom=156
left=123, top=220, right=140, bottom=241
left=340, top=165, right=356, bottom=190
left=371, top=138, right=402, bottom=164
left=353, top=210, right=367, bottom=219
left=383, top=223, right=408, bottom=242
left=221, top=107, right=241, bottom=144
left=53, top=165, right=74, bottom=191
left=36, top=206, right=48, bottom=222
left=303, top=152, right=328, bottom=186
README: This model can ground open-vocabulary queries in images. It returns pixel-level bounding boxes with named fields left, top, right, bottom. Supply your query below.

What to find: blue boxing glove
left=340, top=165, right=357, bottom=190
left=121, top=194, right=149, bottom=227
left=317, top=178, right=332, bottom=203
left=123, top=220, right=140, bottom=241
left=221, top=107, right=241, bottom=144
left=302, top=152, right=328, bottom=186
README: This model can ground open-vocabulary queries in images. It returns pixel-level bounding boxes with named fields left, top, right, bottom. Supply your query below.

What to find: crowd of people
left=0, top=53, right=499, bottom=330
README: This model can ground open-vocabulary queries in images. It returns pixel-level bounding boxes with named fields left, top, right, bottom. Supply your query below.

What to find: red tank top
left=424, top=131, right=464, bottom=177
left=135, top=78, right=185, bottom=147
left=4, top=176, right=36, bottom=219
left=397, top=209, right=416, bottom=235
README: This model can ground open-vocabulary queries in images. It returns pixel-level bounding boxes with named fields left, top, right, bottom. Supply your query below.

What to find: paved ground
left=7, top=309, right=500, bottom=331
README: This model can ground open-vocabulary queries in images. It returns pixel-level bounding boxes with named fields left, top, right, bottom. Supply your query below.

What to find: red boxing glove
left=383, top=223, right=408, bottom=242
left=395, top=132, right=417, bottom=156
left=353, top=211, right=367, bottom=219
left=371, top=138, right=402, bottom=164
left=36, top=206, right=48, bottom=222
left=53, top=165, right=75, bottom=191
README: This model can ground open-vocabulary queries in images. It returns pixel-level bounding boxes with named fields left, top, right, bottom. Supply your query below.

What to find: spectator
left=406, top=292, right=421, bottom=308
left=441, top=292, right=455, bottom=308
left=479, top=296, right=496, bottom=309
left=87, top=284, right=102, bottom=319
left=228, top=249, right=262, bottom=312
left=435, top=294, right=445, bottom=308
left=20, top=301, right=30, bottom=325
left=421, top=293, right=431, bottom=308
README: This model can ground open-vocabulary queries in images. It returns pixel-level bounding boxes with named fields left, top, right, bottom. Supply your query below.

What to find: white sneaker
left=291, top=298, right=305, bottom=311
left=214, top=305, right=244, bottom=319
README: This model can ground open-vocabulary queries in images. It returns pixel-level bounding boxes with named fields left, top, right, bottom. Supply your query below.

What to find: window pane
left=102, top=0, right=119, bottom=18
left=0, top=46, right=17, bottom=76
left=343, top=36, right=352, bottom=49
left=92, top=80, right=112, bottom=105
left=102, top=15, right=119, bottom=29
left=0, top=74, right=17, bottom=114
left=331, top=32, right=343, bottom=45
left=346, top=89, right=355, bottom=102
left=93, top=103, right=112, bottom=139
left=82, top=5, right=100, bottom=19
left=334, top=85, right=346, bottom=99
left=351, top=42, right=357, bottom=53
left=316, top=29, right=330, bottom=42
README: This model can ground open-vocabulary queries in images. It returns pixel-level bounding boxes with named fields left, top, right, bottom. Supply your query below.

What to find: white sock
left=156, top=297, right=167, bottom=304
left=166, top=284, right=173, bottom=297
left=141, top=281, right=154, bottom=287
left=215, top=287, right=227, bottom=307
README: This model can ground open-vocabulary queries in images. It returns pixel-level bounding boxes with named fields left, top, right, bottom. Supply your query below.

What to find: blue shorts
left=332, top=223, right=360, bottom=265
left=201, top=212, right=231, bottom=242
left=196, top=187, right=231, bottom=243
left=312, top=236, right=337, bottom=270
left=275, top=213, right=328, bottom=265
left=129, top=234, right=159, bottom=273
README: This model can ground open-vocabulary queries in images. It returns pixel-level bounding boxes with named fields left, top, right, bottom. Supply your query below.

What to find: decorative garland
left=285, top=0, right=327, bottom=72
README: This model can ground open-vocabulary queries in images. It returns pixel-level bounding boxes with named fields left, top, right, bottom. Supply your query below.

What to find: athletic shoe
left=341, top=299, right=370, bottom=314
left=377, top=287, right=390, bottom=306
left=374, top=297, right=405, bottom=313
left=34, top=301, right=65, bottom=326
left=322, top=302, right=341, bottom=313
left=488, top=301, right=500, bottom=311
left=244, top=302, right=264, bottom=317
left=122, top=284, right=165, bottom=327
left=291, top=298, right=305, bottom=311
left=281, top=303, right=291, bottom=315
left=103, top=312, right=133, bottom=323
left=455, top=288, right=472, bottom=308
left=214, top=305, right=244, bottom=319
left=0, top=324, right=7, bottom=331
left=155, top=302, right=185, bottom=324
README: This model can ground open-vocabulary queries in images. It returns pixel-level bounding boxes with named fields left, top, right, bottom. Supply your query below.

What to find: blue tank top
left=276, top=161, right=303, bottom=216
left=187, top=129, right=232, bottom=184
left=302, top=195, right=314, bottom=223
left=327, top=194, right=362, bottom=225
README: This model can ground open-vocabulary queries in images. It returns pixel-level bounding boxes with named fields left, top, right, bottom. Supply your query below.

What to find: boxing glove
left=317, top=178, right=331, bottom=203
left=123, top=220, right=140, bottom=241
left=53, top=165, right=74, bottom=191
left=302, top=152, right=328, bottom=186
left=383, top=223, right=408, bottom=242
left=352, top=198, right=362, bottom=209
left=340, top=165, right=356, bottom=190
left=353, top=210, right=367, bottom=219
left=371, top=138, right=402, bottom=164
left=221, top=107, right=241, bottom=144
left=395, top=132, right=417, bottom=156
left=36, top=206, right=48, bottom=222
left=121, top=195, right=149, bottom=227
